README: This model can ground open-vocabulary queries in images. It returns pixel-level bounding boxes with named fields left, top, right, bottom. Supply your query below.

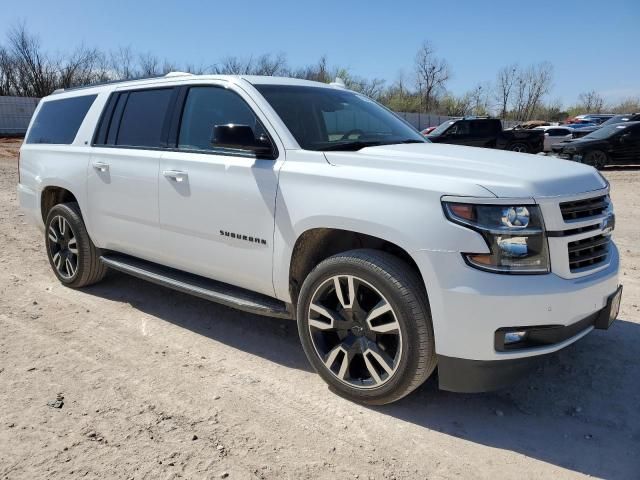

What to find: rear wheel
left=509, top=143, right=529, bottom=153
left=296, top=249, right=436, bottom=405
left=45, top=203, right=107, bottom=288
left=583, top=150, right=608, bottom=169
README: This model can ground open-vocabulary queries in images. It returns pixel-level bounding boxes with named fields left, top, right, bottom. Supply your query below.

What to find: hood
left=324, top=143, right=606, bottom=198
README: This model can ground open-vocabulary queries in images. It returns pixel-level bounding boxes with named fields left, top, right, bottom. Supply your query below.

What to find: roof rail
left=51, top=72, right=194, bottom=95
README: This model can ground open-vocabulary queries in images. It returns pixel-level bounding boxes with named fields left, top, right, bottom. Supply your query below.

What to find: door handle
left=92, top=161, right=109, bottom=172
left=163, top=170, right=188, bottom=182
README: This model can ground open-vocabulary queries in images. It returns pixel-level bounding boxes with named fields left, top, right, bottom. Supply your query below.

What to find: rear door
left=614, top=123, right=640, bottom=163
left=157, top=84, right=283, bottom=297
left=88, top=87, right=176, bottom=260
left=468, top=120, right=499, bottom=147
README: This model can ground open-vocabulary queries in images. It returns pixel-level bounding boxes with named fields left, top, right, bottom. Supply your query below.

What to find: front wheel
left=583, top=150, right=608, bottom=170
left=296, top=249, right=437, bottom=405
left=509, top=143, right=529, bottom=153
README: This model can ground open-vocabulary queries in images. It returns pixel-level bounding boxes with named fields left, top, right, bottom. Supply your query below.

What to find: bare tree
left=495, top=64, right=518, bottom=118
left=346, top=76, right=385, bottom=99
left=0, top=46, right=16, bottom=95
left=254, top=53, right=288, bottom=76
left=58, top=46, right=109, bottom=89
left=414, top=41, right=450, bottom=112
left=577, top=90, right=605, bottom=113
left=512, top=62, right=553, bottom=121
left=110, top=46, right=136, bottom=79
left=138, top=52, right=162, bottom=77
left=6, top=23, right=57, bottom=97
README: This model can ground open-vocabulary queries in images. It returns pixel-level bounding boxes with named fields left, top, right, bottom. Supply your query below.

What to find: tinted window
left=449, top=121, right=470, bottom=135
left=178, top=87, right=266, bottom=151
left=116, top=88, right=173, bottom=148
left=430, top=120, right=458, bottom=136
left=26, top=95, right=96, bottom=144
left=255, top=85, right=424, bottom=150
left=470, top=120, right=497, bottom=136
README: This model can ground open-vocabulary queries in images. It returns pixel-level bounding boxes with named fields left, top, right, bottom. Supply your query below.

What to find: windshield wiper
left=321, top=139, right=425, bottom=151
left=321, top=141, right=386, bottom=151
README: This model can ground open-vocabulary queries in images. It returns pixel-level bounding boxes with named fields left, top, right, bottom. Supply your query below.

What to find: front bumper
left=414, top=244, right=619, bottom=362
left=437, top=285, right=622, bottom=392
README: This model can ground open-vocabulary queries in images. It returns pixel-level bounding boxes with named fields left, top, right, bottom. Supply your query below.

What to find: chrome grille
left=560, top=195, right=608, bottom=221
left=567, top=234, right=610, bottom=272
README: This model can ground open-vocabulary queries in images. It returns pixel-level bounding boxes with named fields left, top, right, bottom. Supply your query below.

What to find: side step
left=100, top=253, right=293, bottom=319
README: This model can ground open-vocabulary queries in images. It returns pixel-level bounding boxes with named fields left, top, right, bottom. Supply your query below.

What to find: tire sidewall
left=585, top=150, right=608, bottom=169
left=296, top=253, right=431, bottom=404
left=510, top=143, right=528, bottom=153
left=45, top=203, right=90, bottom=287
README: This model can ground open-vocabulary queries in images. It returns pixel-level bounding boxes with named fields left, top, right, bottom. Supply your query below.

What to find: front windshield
left=255, top=85, right=425, bottom=151
left=429, top=120, right=457, bottom=136
left=582, top=123, right=629, bottom=140
left=600, top=115, right=631, bottom=127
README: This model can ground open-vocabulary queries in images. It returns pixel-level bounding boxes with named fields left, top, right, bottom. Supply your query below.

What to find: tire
left=44, top=202, right=107, bottom=288
left=509, top=143, right=529, bottom=153
left=583, top=150, right=608, bottom=170
left=296, top=249, right=437, bottom=405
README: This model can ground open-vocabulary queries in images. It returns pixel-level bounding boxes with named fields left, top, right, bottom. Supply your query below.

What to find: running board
left=100, top=253, right=293, bottom=319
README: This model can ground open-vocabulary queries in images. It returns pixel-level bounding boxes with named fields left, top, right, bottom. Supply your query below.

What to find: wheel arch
left=40, top=185, right=80, bottom=223
left=287, top=227, right=425, bottom=307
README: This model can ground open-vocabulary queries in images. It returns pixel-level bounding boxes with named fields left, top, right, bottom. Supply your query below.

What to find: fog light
left=504, top=331, right=527, bottom=344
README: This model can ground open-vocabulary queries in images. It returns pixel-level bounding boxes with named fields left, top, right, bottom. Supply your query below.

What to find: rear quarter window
left=26, top=94, right=97, bottom=144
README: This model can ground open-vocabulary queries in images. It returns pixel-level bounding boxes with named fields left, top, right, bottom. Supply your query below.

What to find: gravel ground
left=0, top=138, right=639, bottom=479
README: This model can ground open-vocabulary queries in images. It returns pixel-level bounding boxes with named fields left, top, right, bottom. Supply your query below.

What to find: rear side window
left=116, top=89, right=173, bottom=148
left=26, top=94, right=96, bottom=144
left=469, top=120, right=497, bottom=136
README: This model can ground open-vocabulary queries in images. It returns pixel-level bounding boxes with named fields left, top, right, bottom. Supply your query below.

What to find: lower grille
left=568, top=234, right=610, bottom=272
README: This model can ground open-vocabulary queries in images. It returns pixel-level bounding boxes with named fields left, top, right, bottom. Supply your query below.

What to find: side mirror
left=211, top=124, right=273, bottom=157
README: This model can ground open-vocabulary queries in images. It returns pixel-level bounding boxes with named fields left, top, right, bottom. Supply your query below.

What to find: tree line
left=1, top=24, right=638, bottom=121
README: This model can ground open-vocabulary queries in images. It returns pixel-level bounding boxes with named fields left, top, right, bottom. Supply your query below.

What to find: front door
left=157, top=85, right=283, bottom=297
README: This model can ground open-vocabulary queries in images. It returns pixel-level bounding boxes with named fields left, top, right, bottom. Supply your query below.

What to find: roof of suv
left=51, top=73, right=337, bottom=98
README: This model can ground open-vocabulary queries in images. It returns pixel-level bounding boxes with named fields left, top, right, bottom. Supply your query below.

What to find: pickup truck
left=426, top=117, right=545, bottom=153
left=18, top=73, right=621, bottom=405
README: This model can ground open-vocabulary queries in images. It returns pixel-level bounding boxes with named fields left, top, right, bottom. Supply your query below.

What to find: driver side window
left=448, top=121, right=470, bottom=136
left=178, top=86, right=266, bottom=151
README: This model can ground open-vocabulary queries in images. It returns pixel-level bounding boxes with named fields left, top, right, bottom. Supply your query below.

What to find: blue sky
left=1, top=0, right=638, bottom=105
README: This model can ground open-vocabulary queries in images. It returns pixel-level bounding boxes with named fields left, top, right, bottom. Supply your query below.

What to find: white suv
left=18, top=73, right=621, bottom=404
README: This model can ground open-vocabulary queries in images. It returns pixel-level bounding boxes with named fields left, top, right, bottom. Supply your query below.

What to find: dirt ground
left=0, top=137, right=638, bottom=480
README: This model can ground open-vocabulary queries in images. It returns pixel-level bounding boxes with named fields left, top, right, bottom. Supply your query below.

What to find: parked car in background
left=426, top=117, right=544, bottom=153
left=567, top=114, right=614, bottom=125
left=569, top=113, right=640, bottom=138
left=534, top=126, right=574, bottom=152
left=582, top=114, right=615, bottom=124
left=552, top=121, right=640, bottom=168
left=421, top=126, right=437, bottom=136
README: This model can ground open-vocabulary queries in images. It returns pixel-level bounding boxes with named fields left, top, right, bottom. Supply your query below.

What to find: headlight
left=443, top=202, right=550, bottom=274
